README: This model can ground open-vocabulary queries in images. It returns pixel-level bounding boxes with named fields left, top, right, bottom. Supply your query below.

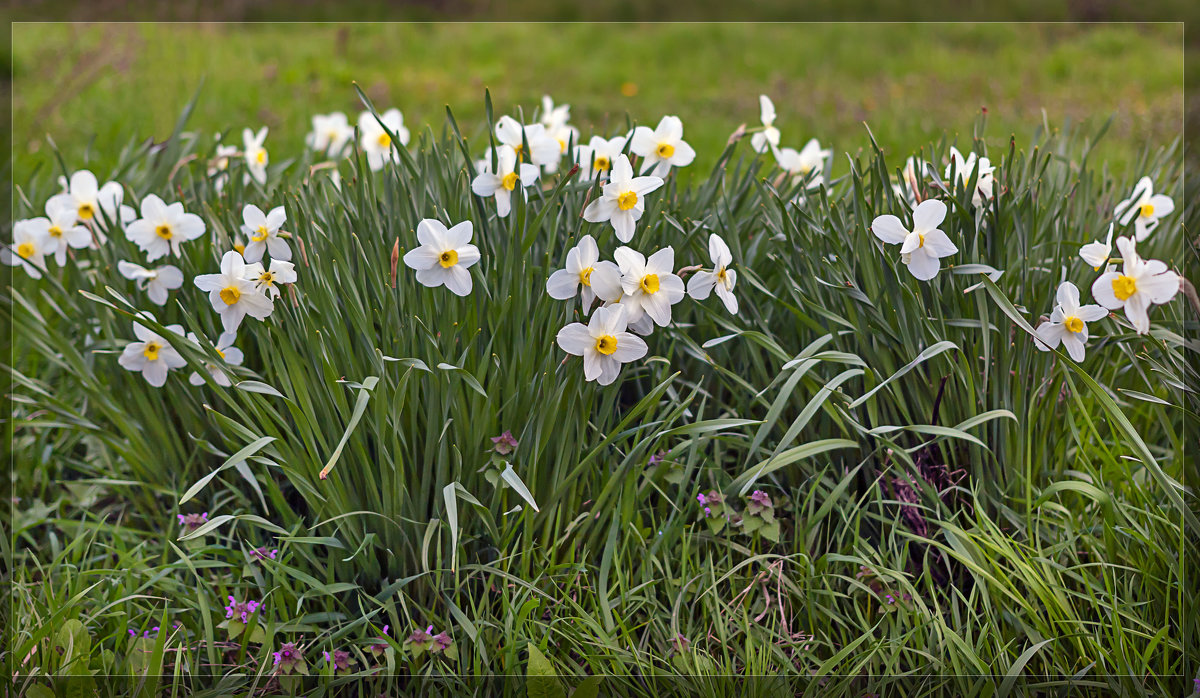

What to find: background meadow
left=6, top=21, right=1195, bottom=697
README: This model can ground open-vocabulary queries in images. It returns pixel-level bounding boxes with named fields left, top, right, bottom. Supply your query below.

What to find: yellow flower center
left=579, top=267, right=594, bottom=286
left=501, top=172, right=519, bottom=191
left=1111, top=274, right=1137, bottom=302
left=558, top=138, right=567, bottom=153
left=17, top=242, right=35, bottom=258
left=376, top=133, right=391, bottom=149
left=48, top=226, right=63, bottom=238
left=593, top=156, right=611, bottom=171
left=640, top=274, right=660, bottom=294
left=1064, top=316, right=1084, bottom=334
left=439, top=249, right=459, bottom=268
left=142, top=341, right=161, bottom=361
left=78, top=203, right=95, bottom=220
left=219, top=286, right=242, bottom=305
left=656, top=143, right=675, bottom=158
left=917, top=233, right=925, bottom=248
left=155, top=224, right=173, bottom=240
left=216, top=348, right=226, bottom=359
left=255, top=149, right=267, bottom=165
left=717, top=267, right=727, bottom=282
left=234, top=243, right=246, bottom=255
left=799, top=164, right=814, bottom=175
left=595, top=334, right=618, bottom=355
left=259, top=271, right=275, bottom=286
left=1139, top=202, right=1155, bottom=218
left=513, top=143, right=525, bottom=160
left=617, top=191, right=638, bottom=211
left=252, top=225, right=269, bottom=242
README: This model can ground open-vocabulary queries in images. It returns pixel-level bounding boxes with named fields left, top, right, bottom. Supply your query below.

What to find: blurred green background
left=10, top=23, right=1184, bottom=186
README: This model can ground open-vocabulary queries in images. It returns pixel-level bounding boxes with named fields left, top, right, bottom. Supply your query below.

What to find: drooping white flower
left=494, top=115, right=560, bottom=169
left=124, top=194, right=206, bottom=262
left=47, top=169, right=124, bottom=232
left=402, top=219, right=481, bottom=297
left=307, top=112, right=355, bottom=158
left=240, top=204, right=289, bottom=263
left=573, top=135, right=627, bottom=182
left=243, top=127, right=269, bottom=185
left=3, top=220, right=49, bottom=278
left=358, top=109, right=410, bottom=171
left=118, top=260, right=184, bottom=306
left=117, top=318, right=186, bottom=387
left=539, top=96, right=578, bottom=173
left=208, top=144, right=239, bottom=192
left=893, top=156, right=926, bottom=203
left=1113, top=176, right=1174, bottom=242
left=1079, top=223, right=1115, bottom=271
left=471, top=145, right=539, bottom=218
left=871, top=199, right=958, bottom=281
left=630, top=116, right=696, bottom=177
left=774, top=138, right=830, bottom=186
left=582, top=155, right=664, bottom=243
left=614, top=246, right=686, bottom=327
left=1033, top=281, right=1108, bottom=362
left=545, top=234, right=623, bottom=311
left=187, top=332, right=244, bottom=387
left=945, top=146, right=995, bottom=207
left=194, top=250, right=275, bottom=334
left=28, top=199, right=91, bottom=265
left=555, top=304, right=648, bottom=386
left=242, top=259, right=297, bottom=300
left=1091, top=236, right=1179, bottom=334
left=686, top=233, right=739, bottom=314
left=750, top=95, right=781, bottom=153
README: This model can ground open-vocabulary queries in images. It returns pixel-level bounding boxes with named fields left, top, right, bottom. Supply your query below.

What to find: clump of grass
left=5, top=89, right=1193, bottom=696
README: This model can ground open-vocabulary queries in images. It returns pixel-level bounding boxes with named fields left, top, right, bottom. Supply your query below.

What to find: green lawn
left=11, top=23, right=1183, bottom=186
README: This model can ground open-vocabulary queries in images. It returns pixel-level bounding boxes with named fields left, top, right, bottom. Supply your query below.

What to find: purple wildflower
left=249, top=547, right=278, bottom=561
left=648, top=450, right=666, bottom=466
left=408, top=625, right=434, bottom=644
left=431, top=631, right=453, bottom=653
left=696, top=493, right=707, bottom=505
left=177, top=512, right=209, bottom=533
left=747, top=489, right=772, bottom=514
left=669, top=633, right=690, bottom=655
left=323, top=648, right=353, bottom=673
left=490, top=431, right=518, bottom=455
left=368, top=625, right=390, bottom=655
left=272, top=641, right=304, bottom=673
left=224, top=596, right=261, bottom=623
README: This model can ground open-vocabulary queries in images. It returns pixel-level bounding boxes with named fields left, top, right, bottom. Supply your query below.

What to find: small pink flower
left=490, top=430, right=518, bottom=455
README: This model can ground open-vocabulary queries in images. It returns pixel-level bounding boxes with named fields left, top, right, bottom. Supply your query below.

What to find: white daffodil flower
left=582, top=154, right=664, bottom=243
left=187, top=331, right=244, bottom=387
left=402, top=219, right=481, bottom=297
left=774, top=138, right=830, bottom=187
left=28, top=199, right=91, bottom=266
left=574, top=135, right=627, bottom=182
left=3, top=220, right=49, bottom=279
left=243, top=259, right=297, bottom=300
left=194, top=250, right=275, bottom=334
left=1033, top=281, right=1107, bottom=362
left=614, top=246, right=686, bottom=327
left=631, top=116, right=696, bottom=178
left=1079, top=223, right=1115, bottom=271
left=240, top=204, right=289, bottom=263
left=871, top=199, right=958, bottom=281
left=750, top=95, right=781, bottom=154
left=208, top=144, right=239, bottom=192
left=118, top=260, right=184, bottom=306
left=545, top=234, right=623, bottom=311
left=243, top=127, right=269, bottom=185
left=47, top=169, right=124, bottom=233
left=307, top=112, right=354, bottom=158
left=494, top=115, right=560, bottom=169
left=945, top=146, right=995, bottom=207
left=359, top=109, right=410, bottom=171
left=555, top=304, right=648, bottom=386
left=118, top=319, right=186, bottom=387
left=539, top=95, right=578, bottom=173
left=125, top=194, right=206, bottom=262
left=1113, top=176, right=1174, bottom=242
left=687, top=233, right=739, bottom=314
left=471, top=145, right=540, bottom=218
left=1091, top=236, right=1180, bottom=334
